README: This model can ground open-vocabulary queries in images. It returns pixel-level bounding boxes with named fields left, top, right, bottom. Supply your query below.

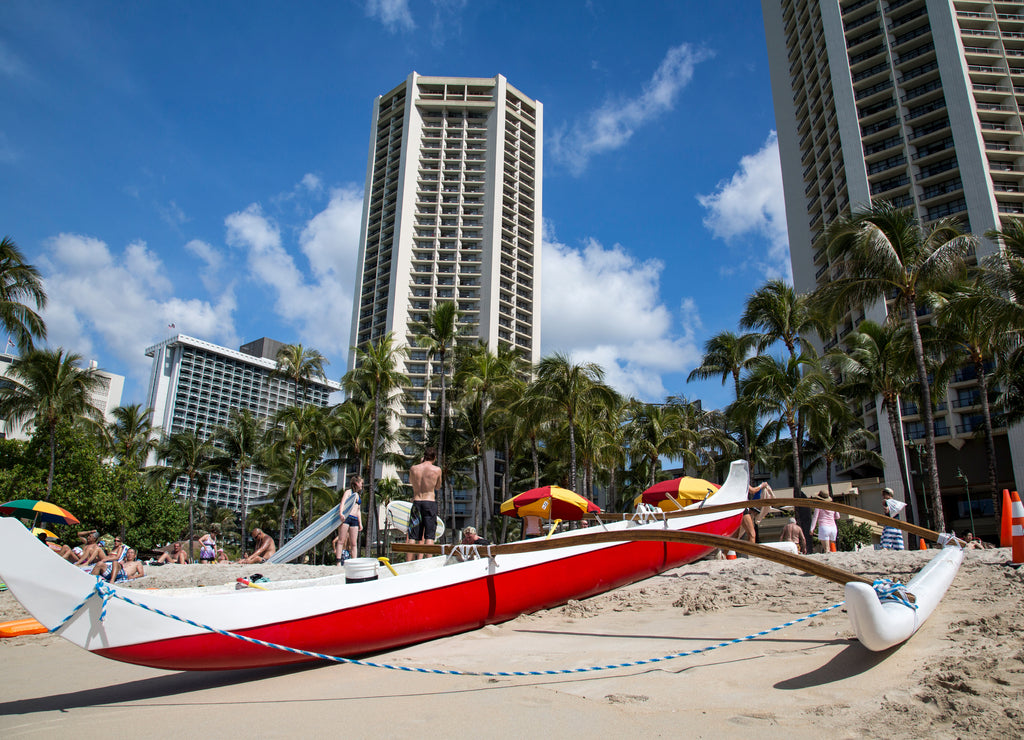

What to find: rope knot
left=872, top=578, right=918, bottom=610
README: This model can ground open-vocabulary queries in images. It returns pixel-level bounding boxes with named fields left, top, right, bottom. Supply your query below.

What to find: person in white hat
left=880, top=488, right=905, bottom=550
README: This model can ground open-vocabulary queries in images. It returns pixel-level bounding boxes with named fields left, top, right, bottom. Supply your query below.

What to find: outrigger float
left=0, top=461, right=962, bottom=671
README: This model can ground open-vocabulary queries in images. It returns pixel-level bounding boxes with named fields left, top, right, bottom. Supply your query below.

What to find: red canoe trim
left=94, top=514, right=741, bottom=671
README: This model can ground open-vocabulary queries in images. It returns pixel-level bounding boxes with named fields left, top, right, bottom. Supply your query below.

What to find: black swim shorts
left=410, top=500, right=437, bottom=541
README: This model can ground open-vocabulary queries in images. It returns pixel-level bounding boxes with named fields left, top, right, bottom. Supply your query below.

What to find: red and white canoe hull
left=0, top=461, right=749, bottom=671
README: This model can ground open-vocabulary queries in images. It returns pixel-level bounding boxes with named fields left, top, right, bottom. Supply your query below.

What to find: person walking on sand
left=810, top=491, right=840, bottom=552
left=335, top=475, right=363, bottom=563
left=408, top=448, right=442, bottom=560
left=880, top=488, right=906, bottom=550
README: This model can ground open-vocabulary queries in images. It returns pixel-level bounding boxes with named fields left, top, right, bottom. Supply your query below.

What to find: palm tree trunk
left=240, top=466, right=249, bottom=557
left=367, top=389, right=381, bottom=558
left=734, top=372, right=751, bottom=473
left=884, top=397, right=916, bottom=524
left=47, top=423, right=56, bottom=496
left=975, top=353, right=1000, bottom=521
left=906, top=294, right=944, bottom=530
left=187, top=482, right=196, bottom=562
left=568, top=411, right=577, bottom=491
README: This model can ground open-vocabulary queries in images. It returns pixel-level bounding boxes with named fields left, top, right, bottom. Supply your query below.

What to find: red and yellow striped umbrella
left=634, top=477, right=720, bottom=512
left=0, top=499, right=80, bottom=526
left=500, top=486, right=601, bottom=521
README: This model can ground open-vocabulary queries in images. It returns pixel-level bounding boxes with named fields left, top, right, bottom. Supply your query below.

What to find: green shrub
left=837, top=519, right=873, bottom=551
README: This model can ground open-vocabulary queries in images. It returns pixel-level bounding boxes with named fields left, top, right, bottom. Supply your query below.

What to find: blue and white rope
left=872, top=578, right=918, bottom=610
left=49, top=577, right=850, bottom=677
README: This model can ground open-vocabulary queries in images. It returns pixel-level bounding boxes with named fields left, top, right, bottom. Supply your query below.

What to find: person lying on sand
left=38, top=532, right=75, bottom=559
left=238, top=528, right=276, bottom=564
left=71, top=530, right=106, bottom=566
left=71, top=528, right=105, bottom=564
left=92, top=548, right=145, bottom=583
left=157, top=541, right=188, bottom=564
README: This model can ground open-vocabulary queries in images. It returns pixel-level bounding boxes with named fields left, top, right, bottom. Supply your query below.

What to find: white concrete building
left=0, top=351, right=124, bottom=440
left=144, top=335, right=341, bottom=511
left=762, top=0, right=1024, bottom=534
left=348, top=73, right=543, bottom=521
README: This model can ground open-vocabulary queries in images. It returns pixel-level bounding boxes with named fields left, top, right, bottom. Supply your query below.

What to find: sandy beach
left=1, top=548, right=1022, bottom=738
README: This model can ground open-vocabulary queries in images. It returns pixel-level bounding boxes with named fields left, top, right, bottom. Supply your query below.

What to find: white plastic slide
left=267, top=506, right=343, bottom=564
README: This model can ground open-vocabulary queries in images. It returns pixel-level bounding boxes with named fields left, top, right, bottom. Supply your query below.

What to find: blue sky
left=1, top=0, right=789, bottom=411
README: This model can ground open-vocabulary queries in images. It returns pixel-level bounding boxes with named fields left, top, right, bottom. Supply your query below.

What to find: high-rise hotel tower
left=349, top=74, right=542, bottom=451
left=762, top=0, right=1024, bottom=525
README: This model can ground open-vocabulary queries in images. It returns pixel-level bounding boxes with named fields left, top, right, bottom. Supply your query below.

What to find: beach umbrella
left=0, top=499, right=80, bottom=527
left=500, top=485, right=601, bottom=521
left=31, top=527, right=59, bottom=540
left=634, top=477, right=720, bottom=512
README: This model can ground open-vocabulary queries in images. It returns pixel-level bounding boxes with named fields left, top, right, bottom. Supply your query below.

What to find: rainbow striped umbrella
left=0, top=499, right=80, bottom=526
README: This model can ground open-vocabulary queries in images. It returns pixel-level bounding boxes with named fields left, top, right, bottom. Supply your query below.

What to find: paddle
left=392, top=530, right=875, bottom=588
left=617, top=498, right=963, bottom=546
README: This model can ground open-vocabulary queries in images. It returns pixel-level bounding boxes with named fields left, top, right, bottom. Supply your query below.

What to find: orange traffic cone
left=1011, top=491, right=1024, bottom=565
left=829, top=541, right=837, bottom=553
left=919, top=537, right=928, bottom=550
left=1002, top=489, right=1013, bottom=547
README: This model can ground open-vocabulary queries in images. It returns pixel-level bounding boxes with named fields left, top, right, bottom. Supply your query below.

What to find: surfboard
left=0, top=617, right=47, bottom=637
left=385, top=500, right=445, bottom=539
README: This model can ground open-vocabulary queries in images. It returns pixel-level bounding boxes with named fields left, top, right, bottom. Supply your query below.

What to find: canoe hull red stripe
left=94, top=515, right=740, bottom=671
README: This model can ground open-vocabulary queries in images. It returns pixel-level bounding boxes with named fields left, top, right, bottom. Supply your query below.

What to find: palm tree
left=267, top=447, right=334, bottom=560
left=212, top=408, right=264, bottom=555
left=738, top=353, right=839, bottom=499
left=455, top=342, right=516, bottom=526
left=935, top=284, right=1012, bottom=521
left=981, top=220, right=1024, bottom=331
left=0, top=348, right=104, bottom=494
left=151, top=428, right=217, bottom=561
left=826, top=320, right=920, bottom=523
left=266, top=404, right=330, bottom=545
left=342, top=332, right=409, bottom=556
left=687, top=330, right=757, bottom=467
left=327, top=400, right=374, bottom=481
left=623, top=401, right=696, bottom=490
left=741, top=279, right=826, bottom=360
left=821, top=202, right=976, bottom=530
left=0, top=236, right=47, bottom=352
left=805, top=388, right=883, bottom=498
left=410, top=301, right=459, bottom=521
left=102, top=403, right=158, bottom=469
left=530, top=353, right=619, bottom=492
left=273, top=344, right=328, bottom=407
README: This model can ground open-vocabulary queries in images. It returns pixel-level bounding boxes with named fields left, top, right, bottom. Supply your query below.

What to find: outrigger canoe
left=0, top=459, right=963, bottom=670
left=0, top=461, right=749, bottom=671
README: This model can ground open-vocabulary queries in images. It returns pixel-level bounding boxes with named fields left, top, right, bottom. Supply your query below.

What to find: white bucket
left=344, top=558, right=379, bottom=584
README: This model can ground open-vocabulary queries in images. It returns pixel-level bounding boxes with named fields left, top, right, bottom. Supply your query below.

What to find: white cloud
left=184, top=238, right=225, bottom=293
left=552, top=43, right=710, bottom=175
left=541, top=229, right=702, bottom=401
left=366, top=0, right=415, bottom=32
left=697, top=131, right=792, bottom=281
left=38, top=233, right=238, bottom=381
left=226, top=186, right=363, bottom=359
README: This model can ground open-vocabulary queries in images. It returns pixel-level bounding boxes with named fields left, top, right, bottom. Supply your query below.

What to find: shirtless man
left=96, top=548, right=145, bottom=582
left=779, top=517, right=807, bottom=554
left=71, top=530, right=105, bottom=565
left=157, top=541, right=188, bottom=564
left=239, top=528, right=276, bottom=564
left=408, top=448, right=442, bottom=560
left=72, top=532, right=107, bottom=569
